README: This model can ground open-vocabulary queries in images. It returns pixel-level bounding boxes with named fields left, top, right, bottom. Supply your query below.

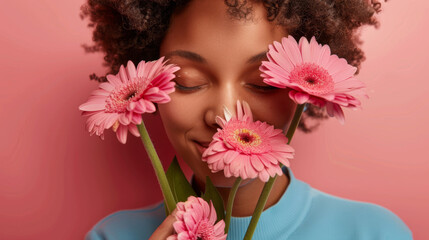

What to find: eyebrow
left=247, top=51, right=268, bottom=64
left=164, top=50, right=268, bottom=64
left=164, top=50, right=207, bottom=63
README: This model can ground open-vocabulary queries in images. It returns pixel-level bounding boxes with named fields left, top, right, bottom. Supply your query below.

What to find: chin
left=207, top=171, right=255, bottom=188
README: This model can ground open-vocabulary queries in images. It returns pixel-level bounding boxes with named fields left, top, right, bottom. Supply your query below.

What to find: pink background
left=0, top=0, right=427, bottom=239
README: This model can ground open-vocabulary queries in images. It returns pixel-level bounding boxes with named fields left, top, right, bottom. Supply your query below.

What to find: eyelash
left=174, top=81, right=203, bottom=91
left=173, top=81, right=277, bottom=92
left=248, top=84, right=277, bottom=92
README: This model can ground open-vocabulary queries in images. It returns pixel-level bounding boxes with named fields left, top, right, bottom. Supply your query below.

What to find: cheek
left=158, top=94, right=193, bottom=145
left=157, top=92, right=206, bottom=160
left=158, top=93, right=214, bottom=179
left=270, top=96, right=297, bottom=129
left=247, top=90, right=297, bottom=130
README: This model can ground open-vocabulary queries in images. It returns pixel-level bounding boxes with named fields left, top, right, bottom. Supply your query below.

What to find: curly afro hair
left=80, top=0, right=385, bottom=132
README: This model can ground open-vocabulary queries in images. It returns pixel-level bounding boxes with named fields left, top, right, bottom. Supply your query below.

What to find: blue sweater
left=85, top=168, right=412, bottom=240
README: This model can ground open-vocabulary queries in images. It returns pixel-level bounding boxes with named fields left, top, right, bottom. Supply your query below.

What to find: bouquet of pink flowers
left=79, top=35, right=366, bottom=240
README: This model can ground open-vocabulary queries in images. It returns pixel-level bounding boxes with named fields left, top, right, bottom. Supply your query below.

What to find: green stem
left=225, top=177, right=242, bottom=233
left=242, top=176, right=276, bottom=240
left=286, top=104, right=306, bottom=144
left=138, top=120, right=176, bottom=214
left=243, top=104, right=305, bottom=240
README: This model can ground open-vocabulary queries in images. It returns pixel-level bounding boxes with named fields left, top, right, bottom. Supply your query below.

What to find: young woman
left=81, top=0, right=412, bottom=239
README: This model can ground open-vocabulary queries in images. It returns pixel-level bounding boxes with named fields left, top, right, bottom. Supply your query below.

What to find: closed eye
left=174, top=81, right=204, bottom=92
left=247, top=84, right=278, bottom=92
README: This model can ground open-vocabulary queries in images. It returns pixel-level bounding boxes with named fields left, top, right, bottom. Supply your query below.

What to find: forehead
left=160, top=0, right=287, bottom=64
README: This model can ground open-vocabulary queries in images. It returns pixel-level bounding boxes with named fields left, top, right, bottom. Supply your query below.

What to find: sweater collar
left=190, top=167, right=312, bottom=239
left=227, top=167, right=312, bottom=239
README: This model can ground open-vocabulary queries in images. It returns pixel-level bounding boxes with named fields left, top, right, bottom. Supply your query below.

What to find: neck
left=194, top=173, right=289, bottom=217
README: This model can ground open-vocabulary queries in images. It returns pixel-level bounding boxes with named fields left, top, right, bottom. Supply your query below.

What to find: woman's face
left=158, top=0, right=296, bottom=187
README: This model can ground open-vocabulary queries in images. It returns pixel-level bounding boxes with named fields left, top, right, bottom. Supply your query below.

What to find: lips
left=194, top=141, right=210, bottom=154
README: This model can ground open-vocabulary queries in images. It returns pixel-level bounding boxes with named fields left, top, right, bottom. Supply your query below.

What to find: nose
left=203, top=81, right=239, bottom=129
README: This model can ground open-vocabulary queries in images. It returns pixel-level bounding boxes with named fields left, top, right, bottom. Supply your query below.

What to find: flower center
left=235, top=129, right=261, bottom=146
left=222, top=121, right=271, bottom=154
left=196, top=221, right=215, bottom=240
left=125, top=91, right=138, bottom=100
left=105, top=78, right=148, bottom=113
left=289, top=63, right=334, bottom=95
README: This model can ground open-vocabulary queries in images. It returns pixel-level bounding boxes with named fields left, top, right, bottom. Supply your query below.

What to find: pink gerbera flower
left=202, top=101, right=294, bottom=182
left=260, top=36, right=367, bottom=124
left=167, top=196, right=227, bottom=240
left=79, top=57, right=179, bottom=144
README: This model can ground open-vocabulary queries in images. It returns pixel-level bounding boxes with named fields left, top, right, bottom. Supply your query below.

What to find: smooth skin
left=152, top=0, right=297, bottom=238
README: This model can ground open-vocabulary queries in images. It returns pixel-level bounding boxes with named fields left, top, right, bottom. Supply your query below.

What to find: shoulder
left=299, top=186, right=412, bottom=240
left=85, top=202, right=166, bottom=240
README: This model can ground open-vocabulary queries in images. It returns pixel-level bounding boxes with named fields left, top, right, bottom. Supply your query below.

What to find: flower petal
left=118, top=65, right=129, bottom=82
left=106, top=74, right=122, bottom=86
left=126, top=61, right=137, bottom=80
left=116, top=125, right=128, bottom=144
left=282, top=36, right=302, bottom=66
left=99, top=82, right=114, bottom=92
left=326, top=102, right=345, bottom=125
left=259, top=170, right=270, bottom=182
left=128, top=124, right=140, bottom=137
left=299, top=36, right=311, bottom=63
left=79, top=102, right=106, bottom=111
left=250, top=155, right=264, bottom=171
left=293, top=91, right=310, bottom=104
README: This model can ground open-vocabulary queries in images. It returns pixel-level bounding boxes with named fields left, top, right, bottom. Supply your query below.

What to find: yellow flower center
left=234, top=129, right=261, bottom=147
